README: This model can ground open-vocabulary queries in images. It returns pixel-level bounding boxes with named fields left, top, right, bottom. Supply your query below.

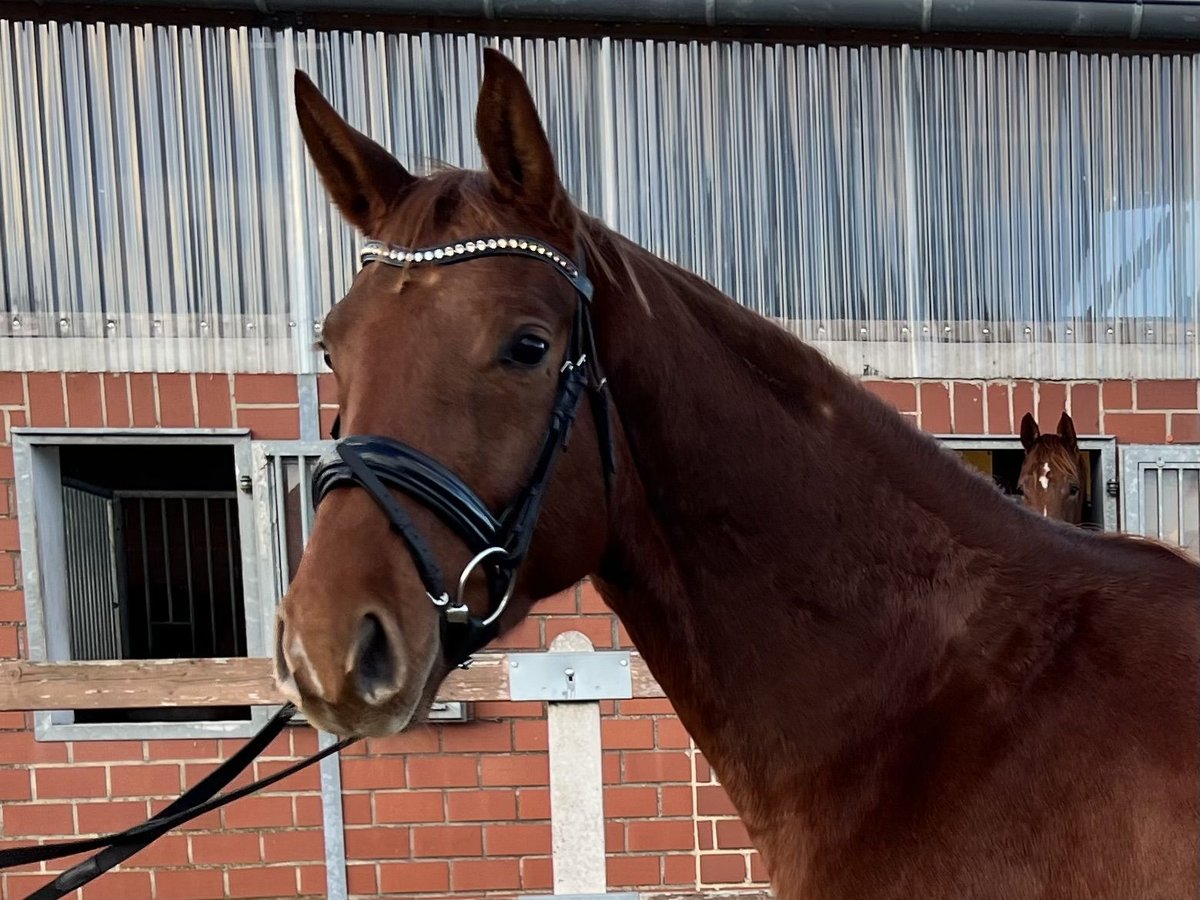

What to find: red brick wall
left=0, top=373, right=1197, bottom=899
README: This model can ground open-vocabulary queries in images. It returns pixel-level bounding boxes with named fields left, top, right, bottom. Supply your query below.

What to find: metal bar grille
left=1123, top=445, right=1200, bottom=559
left=0, top=21, right=1196, bottom=377
left=62, top=485, right=123, bottom=660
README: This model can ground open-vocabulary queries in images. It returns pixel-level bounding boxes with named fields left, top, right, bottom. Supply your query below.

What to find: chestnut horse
left=277, top=50, right=1199, bottom=900
left=1018, top=411, right=1086, bottom=524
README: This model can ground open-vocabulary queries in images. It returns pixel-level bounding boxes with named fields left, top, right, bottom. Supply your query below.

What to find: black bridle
left=0, top=233, right=615, bottom=898
left=313, top=233, right=616, bottom=668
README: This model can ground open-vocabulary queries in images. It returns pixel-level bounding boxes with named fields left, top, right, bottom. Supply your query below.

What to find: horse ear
left=1020, top=413, right=1040, bottom=451
left=475, top=49, right=565, bottom=215
left=1057, top=411, right=1078, bottom=453
left=294, top=69, right=414, bottom=235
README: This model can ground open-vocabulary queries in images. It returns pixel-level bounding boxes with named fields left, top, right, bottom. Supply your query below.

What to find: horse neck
left=585, top=226, right=1044, bottom=825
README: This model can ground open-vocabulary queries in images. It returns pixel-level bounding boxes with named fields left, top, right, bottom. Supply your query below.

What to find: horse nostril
left=354, top=613, right=402, bottom=705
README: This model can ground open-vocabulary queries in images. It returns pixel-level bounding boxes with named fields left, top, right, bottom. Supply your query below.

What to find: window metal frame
left=1119, top=444, right=1200, bottom=546
left=12, top=427, right=275, bottom=740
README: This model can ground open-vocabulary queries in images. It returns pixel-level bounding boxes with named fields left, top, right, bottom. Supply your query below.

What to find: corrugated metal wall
left=0, top=20, right=1196, bottom=377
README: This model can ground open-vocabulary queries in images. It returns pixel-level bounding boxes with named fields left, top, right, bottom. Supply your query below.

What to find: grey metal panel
left=61, top=486, right=123, bottom=660
left=1120, top=443, right=1200, bottom=558
left=0, top=22, right=1197, bottom=377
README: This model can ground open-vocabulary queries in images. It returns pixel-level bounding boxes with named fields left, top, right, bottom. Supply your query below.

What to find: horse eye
left=1068, top=484, right=1080, bottom=497
left=506, top=334, right=549, bottom=367
left=323, top=353, right=333, bottom=370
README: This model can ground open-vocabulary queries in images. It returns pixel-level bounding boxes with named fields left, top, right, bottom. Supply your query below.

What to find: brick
left=145, top=739, right=217, bottom=761
left=1104, top=413, right=1167, bottom=443
left=513, top=720, right=548, bottom=751
left=3, top=802, right=74, bottom=835
left=345, top=826, right=411, bottom=859
left=451, top=858, right=520, bottom=891
left=622, top=751, right=692, bottom=783
left=223, top=795, right=294, bottom=829
left=0, top=625, right=19, bottom=656
left=183, top=761, right=256, bottom=793
left=0, top=710, right=24, bottom=728
left=376, top=790, right=445, bottom=824
left=615, top=620, right=635, bottom=648
left=364, top=727, right=439, bottom=755
left=346, top=864, right=378, bottom=895
left=698, top=819, right=714, bottom=849
left=3, top=410, right=26, bottom=446
left=157, top=373, right=195, bottom=427
left=191, top=831, right=262, bottom=864
left=664, top=853, right=696, bottom=885
left=604, top=786, right=658, bottom=818
left=1070, top=382, right=1101, bottom=434
left=411, top=824, right=481, bottom=858
left=407, top=755, right=479, bottom=788
left=102, top=374, right=130, bottom=427
left=1012, top=380, right=1036, bottom=424
left=1138, top=380, right=1198, bottom=410
left=195, top=374, right=233, bottom=427
left=155, top=868, right=227, bottom=900
left=985, top=382, right=1012, bottom=434
left=294, top=794, right=323, bottom=827
left=75, top=740, right=143, bottom=762
left=607, top=855, right=661, bottom=887
left=750, top=852, right=770, bottom=882
left=545, top=615, right=613, bottom=648
left=26, top=373, right=64, bottom=426
left=235, top=374, right=299, bottom=405
left=341, top=793, right=372, bottom=825
left=262, top=829, right=326, bottom=862
left=0, top=520, right=18, bottom=553
left=439, top=720, right=512, bottom=753
left=517, top=787, right=550, bottom=820
left=78, top=868, right=151, bottom=900
left=121, top=832, right=188, bottom=867
left=534, top=586, right=578, bottom=614
left=0, top=768, right=30, bottom=800
left=111, top=762, right=180, bottom=797
left=619, top=699, right=678, bottom=716
left=603, top=750, right=621, bottom=784
left=1170, top=413, right=1200, bottom=443
left=627, top=819, right=695, bottom=851
left=341, top=757, right=407, bottom=790
left=34, top=765, right=106, bottom=799
left=446, top=789, right=515, bottom=822
left=491, top=616, right=542, bottom=650
left=1037, top=382, right=1068, bottom=425
left=579, top=581, right=609, bottom=614
left=716, top=818, right=755, bottom=849
left=862, top=379, right=918, bottom=412
left=149, top=798, right=221, bottom=831
left=474, top=700, right=544, bottom=719
left=697, top=785, right=738, bottom=815
left=65, top=373, right=103, bottom=427
left=0, top=732, right=67, bottom=763
left=602, top=718, right=655, bottom=750
left=252, top=759, right=319, bottom=792
left=317, top=373, right=338, bottom=405
left=951, top=382, right=983, bottom=433
left=236, top=406, right=299, bottom=439
left=918, top=382, right=951, bottom=433
left=521, top=855, right=553, bottom=890
left=484, top=822, right=551, bottom=856
left=378, top=861, right=450, bottom=894
left=701, top=853, right=747, bottom=884
left=0, top=373, right=23, bottom=405
left=661, top=784, right=694, bottom=816
left=226, top=866, right=299, bottom=898
left=655, top=717, right=692, bottom=749
left=606, top=819, right=625, bottom=851
left=481, top=754, right=548, bottom=786
left=76, top=800, right=148, bottom=834
left=319, top=407, right=339, bottom=440
left=130, top=373, right=157, bottom=426
left=1102, top=380, right=1133, bottom=410
left=0, top=553, right=16, bottom=585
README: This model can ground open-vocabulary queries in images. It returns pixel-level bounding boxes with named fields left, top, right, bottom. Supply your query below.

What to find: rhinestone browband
left=359, top=235, right=593, bottom=300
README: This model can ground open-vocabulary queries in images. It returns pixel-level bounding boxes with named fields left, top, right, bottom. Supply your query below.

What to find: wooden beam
left=0, top=652, right=664, bottom=710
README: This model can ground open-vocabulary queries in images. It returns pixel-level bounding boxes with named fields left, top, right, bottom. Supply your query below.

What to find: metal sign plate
left=508, top=650, right=633, bottom=702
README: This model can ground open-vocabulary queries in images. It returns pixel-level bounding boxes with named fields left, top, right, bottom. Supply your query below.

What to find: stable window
left=13, top=429, right=273, bottom=740
left=1120, top=445, right=1200, bottom=559
left=939, top=435, right=1118, bottom=531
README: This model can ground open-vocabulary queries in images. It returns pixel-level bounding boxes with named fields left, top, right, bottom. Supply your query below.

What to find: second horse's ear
left=1057, top=411, right=1078, bottom=454
left=295, top=69, right=415, bottom=235
left=1020, top=413, right=1040, bottom=451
